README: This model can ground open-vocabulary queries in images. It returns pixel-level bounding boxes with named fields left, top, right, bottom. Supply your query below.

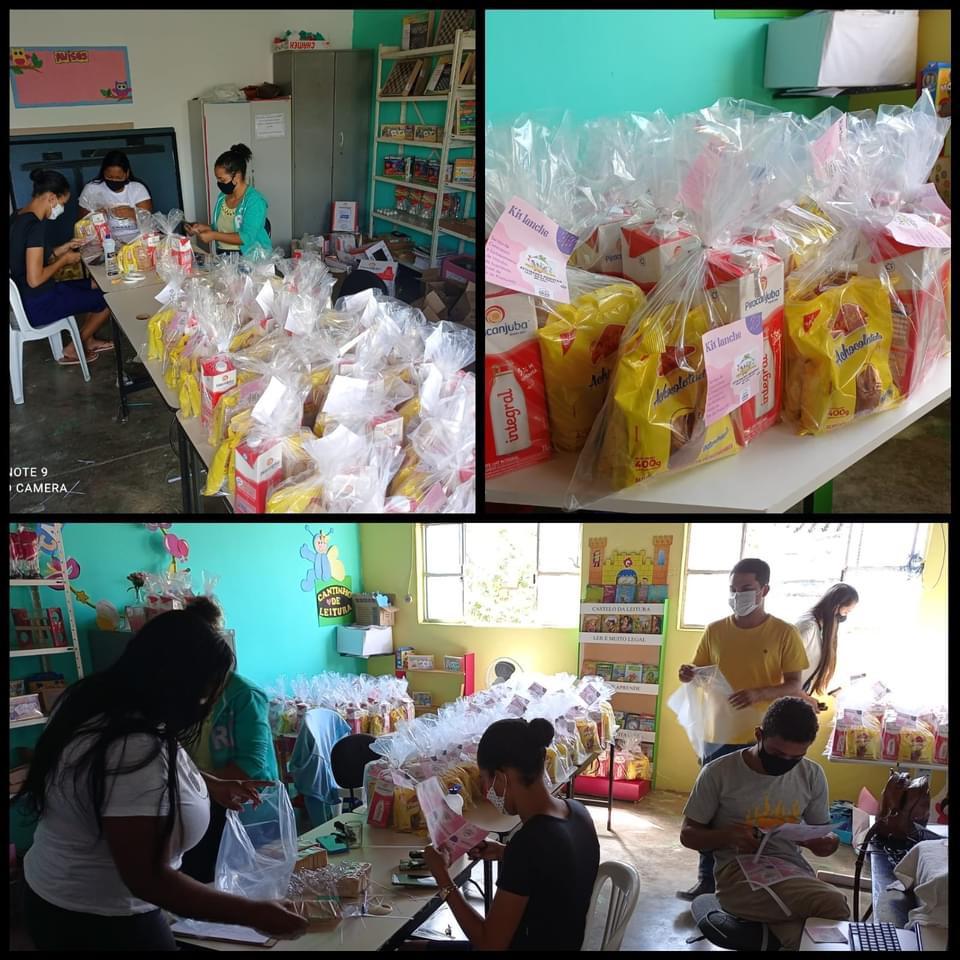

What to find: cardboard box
left=336, top=624, right=393, bottom=657
left=449, top=283, right=476, bottom=324
left=234, top=438, right=285, bottom=514
left=352, top=593, right=399, bottom=626
left=424, top=290, right=448, bottom=320
left=406, top=654, right=435, bottom=671
left=381, top=123, right=414, bottom=140
left=39, top=687, right=65, bottom=714
left=441, top=255, right=475, bottom=286
left=764, top=10, right=918, bottom=89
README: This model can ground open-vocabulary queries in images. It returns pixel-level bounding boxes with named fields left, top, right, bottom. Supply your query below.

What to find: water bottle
left=103, top=232, right=119, bottom=278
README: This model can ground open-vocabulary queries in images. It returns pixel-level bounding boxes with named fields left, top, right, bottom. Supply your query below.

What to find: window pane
left=425, top=576, right=463, bottom=622
left=538, top=523, right=582, bottom=573
left=537, top=573, right=580, bottom=627
left=464, top=524, right=537, bottom=626
left=745, top=523, right=849, bottom=584
left=851, top=522, right=921, bottom=568
left=424, top=524, right=462, bottom=574
left=687, top=524, right=743, bottom=571
left=682, top=573, right=730, bottom=627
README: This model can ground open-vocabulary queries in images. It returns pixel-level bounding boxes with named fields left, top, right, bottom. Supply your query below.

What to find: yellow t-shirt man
left=692, top=614, right=809, bottom=743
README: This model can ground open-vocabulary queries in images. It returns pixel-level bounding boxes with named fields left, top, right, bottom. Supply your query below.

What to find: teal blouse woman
left=186, top=142, right=271, bottom=256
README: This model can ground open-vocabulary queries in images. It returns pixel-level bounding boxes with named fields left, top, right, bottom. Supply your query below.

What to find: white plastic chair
left=584, top=860, right=641, bottom=951
left=9, top=276, right=90, bottom=404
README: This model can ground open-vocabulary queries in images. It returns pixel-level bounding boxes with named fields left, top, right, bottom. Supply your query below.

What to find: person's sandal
left=57, top=351, right=99, bottom=366
left=89, top=340, right=115, bottom=353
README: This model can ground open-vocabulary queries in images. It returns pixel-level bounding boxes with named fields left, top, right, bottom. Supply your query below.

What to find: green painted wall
left=486, top=9, right=849, bottom=123
left=10, top=521, right=363, bottom=851
left=352, top=9, right=475, bottom=258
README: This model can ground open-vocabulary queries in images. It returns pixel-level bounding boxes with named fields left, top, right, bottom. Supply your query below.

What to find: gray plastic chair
left=584, top=860, right=641, bottom=951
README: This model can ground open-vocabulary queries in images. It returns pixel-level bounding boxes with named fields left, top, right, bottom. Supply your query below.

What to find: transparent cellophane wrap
left=783, top=94, right=951, bottom=435
left=824, top=676, right=891, bottom=762
left=565, top=102, right=809, bottom=509
left=535, top=269, right=647, bottom=452
left=145, top=209, right=195, bottom=282
left=286, top=869, right=342, bottom=929
left=667, top=665, right=741, bottom=759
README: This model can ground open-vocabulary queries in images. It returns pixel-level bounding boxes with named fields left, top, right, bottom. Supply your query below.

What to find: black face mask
left=217, top=180, right=236, bottom=195
left=837, top=614, right=847, bottom=623
left=758, top=738, right=804, bottom=776
left=105, top=179, right=127, bottom=193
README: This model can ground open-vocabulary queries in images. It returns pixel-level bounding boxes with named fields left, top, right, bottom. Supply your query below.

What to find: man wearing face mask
left=676, top=557, right=808, bottom=901
left=680, top=697, right=849, bottom=950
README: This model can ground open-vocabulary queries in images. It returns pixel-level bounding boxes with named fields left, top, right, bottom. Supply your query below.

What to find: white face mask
left=49, top=202, right=64, bottom=221
left=486, top=773, right=506, bottom=814
left=729, top=589, right=760, bottom=617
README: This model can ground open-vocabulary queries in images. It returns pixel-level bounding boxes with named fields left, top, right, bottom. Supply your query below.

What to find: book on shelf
left=458, top=52, right=475, bottom=85
left=401, top=12, right=433, bottom=50
left=411, top=59, right=430, bottom=96
left=381, top=59, right=420, bottom=97
left=426, top=56, right=452, bottom=93
left=455, top=99, right=476, bottom=136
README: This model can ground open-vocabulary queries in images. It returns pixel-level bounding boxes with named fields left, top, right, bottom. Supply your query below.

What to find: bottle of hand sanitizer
left=103, top=230, right=119, bottom=278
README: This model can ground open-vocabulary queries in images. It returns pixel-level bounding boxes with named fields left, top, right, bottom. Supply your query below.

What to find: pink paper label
left=811, top=116, right=846, bottom=179
left=702, top=317, right=762, bottom=425
left=485, top=196, right=578, bottom=303
left=580, top=684, right=600, bottom=705
left=680, top=144, right=722, bottom=214
left=886, top=212, right=952, bottom=248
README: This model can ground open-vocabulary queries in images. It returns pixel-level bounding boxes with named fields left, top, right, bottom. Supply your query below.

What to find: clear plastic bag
left=667, top=665, right=739, bottom=758
left=535, top=270, right=646, bottom=451
left=214, top=783, right=297, bottom=901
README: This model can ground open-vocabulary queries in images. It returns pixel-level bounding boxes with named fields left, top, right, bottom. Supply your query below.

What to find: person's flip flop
left=57, top=352, right=99, bottom=366
left=89, top=341, right=115, bottom=353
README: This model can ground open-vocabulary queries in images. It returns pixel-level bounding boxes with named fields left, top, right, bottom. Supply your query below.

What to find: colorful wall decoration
left=584, top=535, right=674, bottom=603
left=299, top=526, right=354, bottom=625
left=9, top=45, right=132, bottom=108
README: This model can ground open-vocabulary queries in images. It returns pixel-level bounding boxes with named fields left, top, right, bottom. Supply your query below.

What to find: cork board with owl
left=9, top=46, right=132, bottom=107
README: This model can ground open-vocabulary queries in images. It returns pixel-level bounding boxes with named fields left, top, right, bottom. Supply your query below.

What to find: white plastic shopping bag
left=214, top=783, right=297, bottom=900
left=667, top=665, right=740, bottom=758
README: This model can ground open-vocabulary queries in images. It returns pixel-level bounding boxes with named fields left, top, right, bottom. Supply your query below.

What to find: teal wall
left=10, top=521, right=364, bottom=851
left=486, top=9, right=849, bottom=122
left=352, top=9, right=476, bottom=259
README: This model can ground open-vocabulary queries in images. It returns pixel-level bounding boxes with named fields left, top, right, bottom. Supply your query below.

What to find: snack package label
left=484, top=286, right=552, bottom=478
left=702, top=316, right=762, bottom=425
left=486, top=195, right=577, bottom=302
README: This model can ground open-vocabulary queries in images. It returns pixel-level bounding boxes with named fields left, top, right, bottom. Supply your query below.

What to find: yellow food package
left=179, top=369, right=202, bottom=419
left=599, top=701, right=615, bottom=744
left=898, top=722, right=935, bottom=764
left=576, top=718, right=599, bottom=755
left=624, top=753, right=652, bottom=781
left=209, top=388, right=240, bottom=446
left=146, top=307, right=176, bottom=362
left=266, top=473, right=323, bottom=513
left=387, top=449, right=428, bottom=501
left=397, top=395, right=420, bottom=428
left=74, top=218, right=97, bottom=244
left=393, top=786, right=426, bottom=834
left=544, top=746, right=559, bottom=782
left=388, top=706, right=406, bottom=732
left=599, top=302, right=740, bottom=489
left=784, top=274, right=900, bottom=435
left=537, top=280, right=646, bottom=452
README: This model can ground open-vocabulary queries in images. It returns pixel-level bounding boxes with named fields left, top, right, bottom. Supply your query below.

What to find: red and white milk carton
left=173, top=235, right=194, bottom=271
left=702, top=246, right=785, bottom=446
left=620, top=220, right=701, bottom=293
left=484, top=285, right=552, bottom=479
left=234, top=438, right=285, bottom=513
left=863, top=227, right=951, bottom=397
left=90, top=211, right=110, bottom=243
left=571, top=214, right=634, bottom=278
left=200, top=354, right=237, bottom=428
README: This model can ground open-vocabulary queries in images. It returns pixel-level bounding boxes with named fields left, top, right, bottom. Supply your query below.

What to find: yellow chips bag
left=146, top=306, right=176, bottom=361
left=784, top=274, right=900, bottom=435
left=537, top=280, right=646, bottom=452
left=599, top=302, right=741, bottom=489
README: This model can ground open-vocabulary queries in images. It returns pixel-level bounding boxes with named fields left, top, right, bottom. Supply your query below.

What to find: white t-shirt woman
left=24, top=723, right=210, bottom=916
left=77, top=179, right=152, bottom=244
left=795, top=613, right=822, bottom=693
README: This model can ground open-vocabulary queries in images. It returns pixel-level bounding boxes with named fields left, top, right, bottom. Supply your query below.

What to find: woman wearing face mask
left=77, top=150, right=153, bottom=245
left=10, top=169, right=113, bottom=364
left=185, top=143, right=271, bottom=256
left=420, top=717, right=600, bottom=950
left=15, top=604, right=307, bottom=951
left=794, top=584, right=859, bottom=709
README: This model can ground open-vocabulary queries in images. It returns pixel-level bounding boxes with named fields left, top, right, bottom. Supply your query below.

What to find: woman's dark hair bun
left=184, top=595, right=223, bottom=627
left=527, top=717, right=554, bottom=749
left=230, top=143, right=253, bottom=162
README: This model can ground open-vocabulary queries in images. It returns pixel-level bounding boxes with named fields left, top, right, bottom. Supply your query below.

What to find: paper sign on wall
left=702, top=316, right=762, bottom=425
left=10, top=46, right=132, bottom=108
left=485, top=195, right=577, bottom=303
left=254, top=112, right=286, bottom=139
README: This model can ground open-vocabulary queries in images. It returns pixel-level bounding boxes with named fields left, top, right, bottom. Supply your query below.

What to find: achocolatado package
left=535, top=271, right=646, bottom=452
left=784, top=272, right=900, bottom=434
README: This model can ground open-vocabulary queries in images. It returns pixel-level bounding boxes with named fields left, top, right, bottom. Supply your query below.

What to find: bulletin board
left=9, top=46, right=132, bottom=108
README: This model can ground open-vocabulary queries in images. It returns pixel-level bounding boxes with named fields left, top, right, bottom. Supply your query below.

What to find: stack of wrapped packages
left=141, top=243, right=475, bottom=513
left=485, top=93, right=950, bottom=509
left=268, top=673, right=416, bottom=740
left=825, top=674, right=947, bottom=766
left=360, top=672, right=617, bottom=836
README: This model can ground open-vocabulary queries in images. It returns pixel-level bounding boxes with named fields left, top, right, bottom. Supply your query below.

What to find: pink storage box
left=441, top=255, right=475, bottom=286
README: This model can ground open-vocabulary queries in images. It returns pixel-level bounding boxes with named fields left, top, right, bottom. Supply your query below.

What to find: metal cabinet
left=273, top=50, right=373, bottom=239
left=187, top=98, right=293, bottom=250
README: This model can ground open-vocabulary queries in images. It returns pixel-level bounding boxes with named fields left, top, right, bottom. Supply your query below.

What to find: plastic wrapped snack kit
left=535, top=270, right=646, bottom=451
left=828, top=708, right=882, bottom=761
left=286, top=870, right=342, bottom=929
left=148, top=209, right=194, bottom=281
left=566, top=101, right=798, bottom=509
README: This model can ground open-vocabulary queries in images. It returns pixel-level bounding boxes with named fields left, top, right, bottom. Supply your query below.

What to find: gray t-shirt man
left=682, top=749, right=830, bottom=875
